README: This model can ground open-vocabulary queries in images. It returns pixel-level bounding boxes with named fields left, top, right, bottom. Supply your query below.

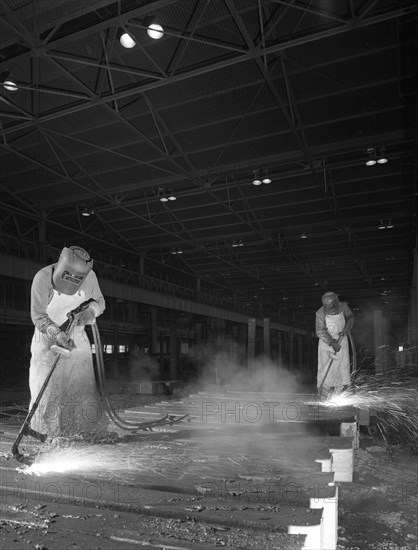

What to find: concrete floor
left=0, top=389, right=417, bottom=549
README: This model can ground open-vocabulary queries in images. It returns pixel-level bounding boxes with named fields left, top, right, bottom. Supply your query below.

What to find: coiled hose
left=348, top=332, right=357, bottom=374
left=90, top=323, right=167, bottom=432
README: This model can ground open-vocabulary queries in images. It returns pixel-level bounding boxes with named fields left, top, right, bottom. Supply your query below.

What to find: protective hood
left=53, top=246, right=93, bottom=295
left=322, top=291, right=340, bottom=314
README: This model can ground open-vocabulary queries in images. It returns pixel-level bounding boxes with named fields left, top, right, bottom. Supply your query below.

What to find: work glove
left=330, top=341, right=341, bottom=353
left=46, top=325, right=76, bottom=351
left=74, top=307, right=96, bottom=326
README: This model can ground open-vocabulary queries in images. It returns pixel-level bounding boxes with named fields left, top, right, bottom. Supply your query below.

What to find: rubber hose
left=90, top=323, right=165, bottom=431
left=348, top=332, right=357, bottom=374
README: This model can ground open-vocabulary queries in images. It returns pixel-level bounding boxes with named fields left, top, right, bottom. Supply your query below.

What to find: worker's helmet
left=322, top=292, right=340, bottom=314
left=53, top=246, right=93, bottom=295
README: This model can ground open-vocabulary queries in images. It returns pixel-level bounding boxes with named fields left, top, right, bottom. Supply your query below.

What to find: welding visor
left=322, top=292, right=340, bottom=314
left=53, top=246, right=93, bottom=295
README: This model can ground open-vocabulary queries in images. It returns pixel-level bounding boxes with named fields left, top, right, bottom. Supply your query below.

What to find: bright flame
left=314, top=368, right=418, bottom=452
left=27, top=453, right=100, bottom=475
left=319, top=388, right=403, bottom=411
left=321, top=392, right=376, bottom=408
left=23, top=445, right=146, bottom=476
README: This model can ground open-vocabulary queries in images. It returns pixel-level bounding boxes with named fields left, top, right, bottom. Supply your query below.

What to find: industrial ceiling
left=0, top=0, right=417, bottom=327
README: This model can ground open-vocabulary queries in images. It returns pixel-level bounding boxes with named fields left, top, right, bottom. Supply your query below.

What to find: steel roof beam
left=0, top=0, right=179, bottom=62
left=225, top=0, right=378, bottom=289
left=0, top=141, right=284, bottom=293
left=1, top=5, right=416, bottom=139
left=7, top=127, right=408, bottom=206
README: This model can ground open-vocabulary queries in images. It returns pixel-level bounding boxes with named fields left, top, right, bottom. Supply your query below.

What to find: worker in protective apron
left=315, top=292, right=354, bottom=397
left=29, top=246, right=109, bottom=439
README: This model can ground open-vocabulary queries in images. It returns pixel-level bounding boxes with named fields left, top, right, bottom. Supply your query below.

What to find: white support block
left=329, top=448, right=353, bottom=482
left=310, top=485, right=339, bottom=550
left=315, top=457, right=332, bottom=472
left=288, top=522, right=322, bottom=550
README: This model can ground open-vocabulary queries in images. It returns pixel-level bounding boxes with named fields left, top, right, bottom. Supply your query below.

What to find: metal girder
left=10, top=126, right=408, bottom=208
left=273, top=1, right=348, bottom=24
left=0, top=139, right=286, bottom=294
left=0, top=207, right=195, bottom=294
left=0, top=1, right=36, bottom=47
left=224, top=0, right=375, bottom=288
left=48, top=57, right=200, bottom=185
left=166, top=0, right=208, bottom=77
left=0, top=0, right=180, bottom=64
left=48, top=52, right=166, bottom=81
left=0, top=233, right=257, bottom=316
left=150, top=204, right=282, bottom=293
left=0, top=181, right=39, bottom=214
left=1, top=131, right=408, bottom=286
left=29, top=15, right=329, bottom=288
left=0, top=0, right=414, bottom=324
left=1, top=4, right=416, bottom=139
left=2, top=41, right=401, bottom=154
left=43, top=127, right=182, bottom=178
left=72, top=28, right=314, bottom=288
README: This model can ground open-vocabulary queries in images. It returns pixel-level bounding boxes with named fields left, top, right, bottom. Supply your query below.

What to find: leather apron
left=29, top=289, right=109, bottom=438
left=317, top=311, right=350, bottom=391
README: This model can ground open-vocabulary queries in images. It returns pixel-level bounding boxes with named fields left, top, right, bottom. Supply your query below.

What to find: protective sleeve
left=315, top=309, right=334, bottom=345
left=30, top=266, right=60, bottom=334
left=342, top=303, right=355, bottom=333
left=83, top=270, right=106, bottom=318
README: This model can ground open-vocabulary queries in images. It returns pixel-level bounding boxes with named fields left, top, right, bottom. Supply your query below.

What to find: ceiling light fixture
left=145, top=16, right=164, bottom=39
left=80, top=204, right=94, bottom=217
left=366, top=146, right=389, bottom=166
left=262, top=169, right=271, bottom=184
left=253, top=169, right=271, bottom=185
left=252, top=170, right=262, bottom=186
left=377, top=219, right=394, bottom=230
left=365, top=147, right=377, bottom=166
left=377, top=148, right=388, bottom=164
left=300, top=232, right=307, bottom=239
left=0, top=71, right=18, bottom=92
left=118, top=27, right=136, bottom=48
left=158, top=187, right=176, bottom=202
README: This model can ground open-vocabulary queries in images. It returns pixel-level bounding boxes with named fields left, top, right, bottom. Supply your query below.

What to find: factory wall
left=0, top=253, right=317, bottom=389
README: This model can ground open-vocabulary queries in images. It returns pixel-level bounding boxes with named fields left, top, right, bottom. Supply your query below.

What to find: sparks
left=23, top=443, right=147, bottom=476
left=319, top=368, right=418, bottom=451
left=26, top=450, right=106, bottom=475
